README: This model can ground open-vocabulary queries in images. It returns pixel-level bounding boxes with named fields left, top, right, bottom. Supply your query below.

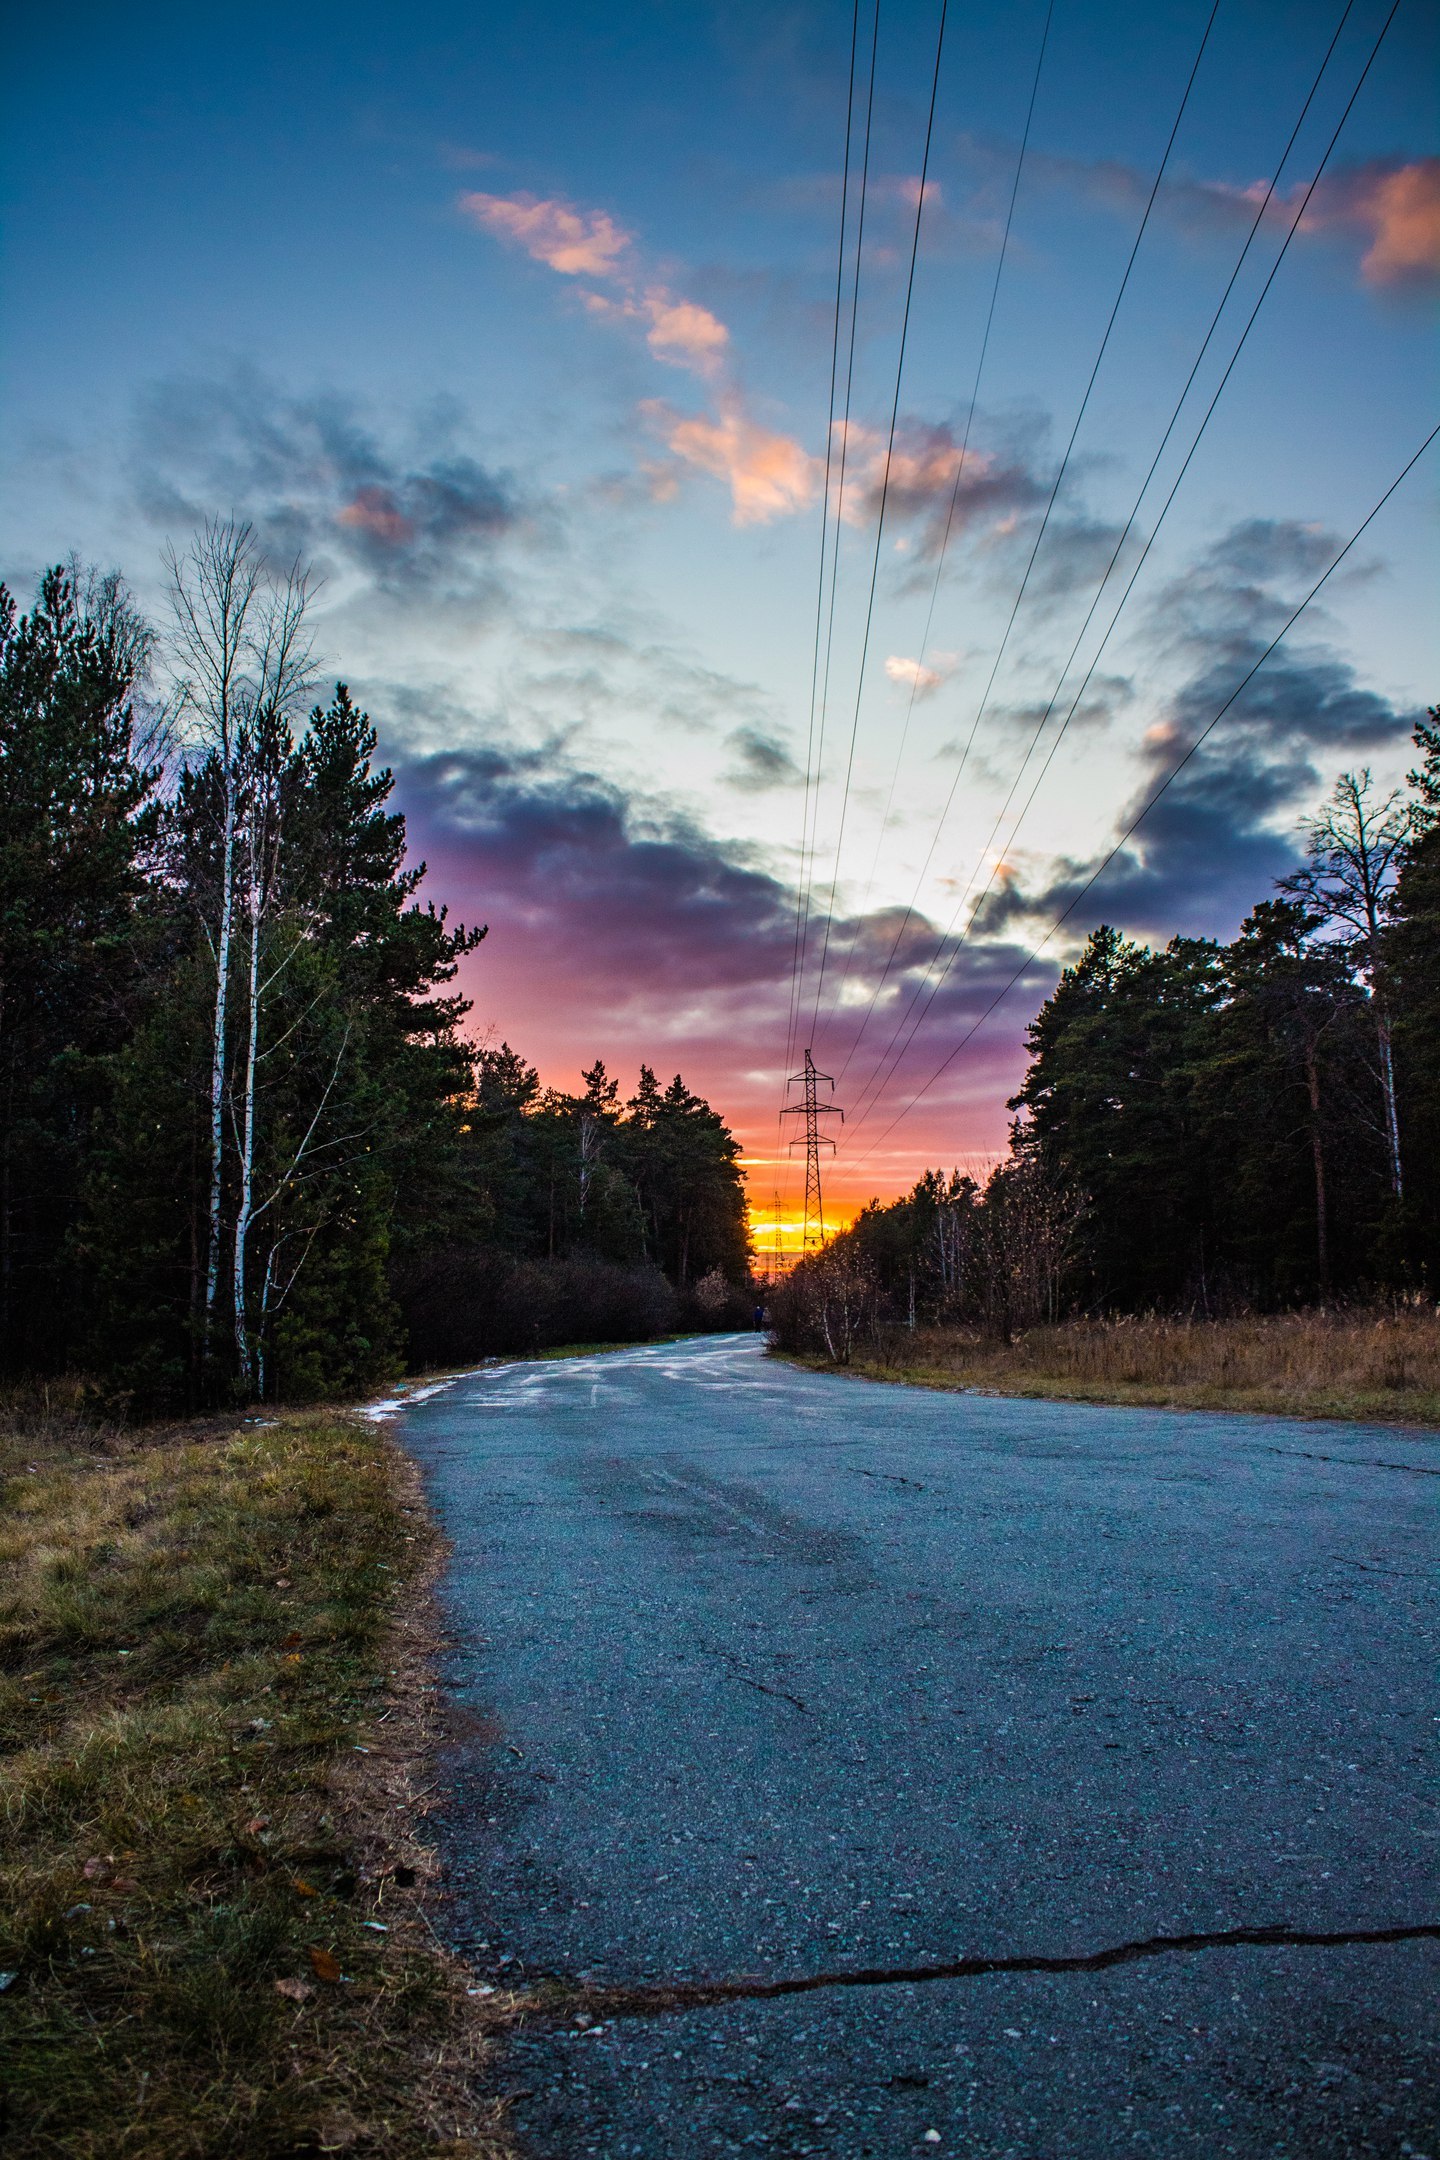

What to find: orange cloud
left=463, top=185, right=817, bottom=523
left=646, top=399, right=820, bottom=525
left=457, top=190, right=632, bottom=276
left=1229, top=158, right=1440, bottom=289
left=336, top=487, right=414, bottom=545
left=1349, top=159, right=1440, bottom=286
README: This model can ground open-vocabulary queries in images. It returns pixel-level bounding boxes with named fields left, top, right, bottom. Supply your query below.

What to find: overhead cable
left=843, top=418, right=1440, bottom=1172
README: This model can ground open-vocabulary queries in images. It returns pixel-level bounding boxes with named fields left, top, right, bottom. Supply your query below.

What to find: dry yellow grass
left=804, top=1307, right=1440, bottom=1427
left=0, top=1386, right=513, bottom=2160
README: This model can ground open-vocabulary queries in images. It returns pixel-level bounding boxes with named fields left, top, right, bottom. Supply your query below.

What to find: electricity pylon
left=783, top=1049, right=843, bottom=1248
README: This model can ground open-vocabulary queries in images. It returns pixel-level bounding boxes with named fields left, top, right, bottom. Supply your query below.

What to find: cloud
left=973, top=517, right=1420, bottom=941
left=834, top=417, right=1045, bottom=548
left=582, top=287, right=730, bottom=377
left=1315, top=158, right=1440, bottom=288
left=640, top=292, right=730, bottom=373
left=885, top=654, right=951, bottom=696
left=458, top=181, right=817, bottom=525
left=725, top=725, right=804, bottom=791
left=1013, top=142, right=1440, bottom=292
left=392, top=737, right=1045, bottom=1038
left=457, top=190, right=633, bottom=276
left=128, top=368, right=521, bottom=596
left=380, top=730, right=1056, bottom=1180
left=644, top=398, right=821, bottom=524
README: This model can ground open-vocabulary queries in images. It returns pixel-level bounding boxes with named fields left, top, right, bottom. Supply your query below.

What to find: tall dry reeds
left=830, top=1305, right=1440, bottom=1426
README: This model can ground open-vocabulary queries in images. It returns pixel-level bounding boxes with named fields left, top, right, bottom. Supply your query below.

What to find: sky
left=3, top=0, right=1437, bottom=1250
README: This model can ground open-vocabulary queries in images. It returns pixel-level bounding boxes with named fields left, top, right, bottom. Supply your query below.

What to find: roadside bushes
left=682, top=1266, right=756, bottom=1334
left=394, top=1248, right=679, bottom=1366
left=768, top=1250, right=880, bottom=1365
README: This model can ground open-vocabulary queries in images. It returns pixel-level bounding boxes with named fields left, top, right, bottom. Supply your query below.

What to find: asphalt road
left=396, top=1332, right=1439, bottom=2158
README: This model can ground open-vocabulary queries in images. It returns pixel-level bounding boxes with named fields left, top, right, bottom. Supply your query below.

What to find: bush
left=681, top=1268, right=756, bottom=1333
left=393, top=1247, right=679, bottom=1366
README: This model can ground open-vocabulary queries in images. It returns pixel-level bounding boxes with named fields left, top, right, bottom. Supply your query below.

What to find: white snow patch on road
left=359, top=1377, right=457, bottom=1422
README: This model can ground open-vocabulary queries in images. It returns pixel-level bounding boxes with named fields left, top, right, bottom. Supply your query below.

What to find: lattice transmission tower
left=783, top=1049, right=844, bottom=1249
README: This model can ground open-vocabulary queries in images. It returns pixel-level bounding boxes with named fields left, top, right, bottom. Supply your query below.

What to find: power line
left=786, top=0, right=884, bottom=1079
left=843, top=419, right=1440, bottom=1172
left=841, top=0, right=1400, bottom=1132
left=777, top=0, right=879, bottom=1251
left=782, top=0, right=864, bottom=1081
left=823, top=0, right=1057, bottom=1052
left=818, top=0, right=1223, bottom=1088
left=802, top=0, right=952, bottom=1046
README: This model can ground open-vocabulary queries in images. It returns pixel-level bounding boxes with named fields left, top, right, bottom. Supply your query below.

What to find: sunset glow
left=4, top=0, right=1434, bottom=1230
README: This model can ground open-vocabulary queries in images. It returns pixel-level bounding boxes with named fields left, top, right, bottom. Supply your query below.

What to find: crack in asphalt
left=513, top=1921, right=1440, bottom=2025
left=1262, top=1446, right=1440, bottom=1476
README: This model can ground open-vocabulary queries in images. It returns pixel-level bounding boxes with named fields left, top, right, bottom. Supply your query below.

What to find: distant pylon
left=783, top=1049, right=844, bottom=1248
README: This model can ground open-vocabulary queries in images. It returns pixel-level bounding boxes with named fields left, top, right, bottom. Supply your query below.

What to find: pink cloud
left=335, top=487, right=415, bottom=545
left=641, top=291, right=729, bottom=375
left=457, top=190, right=632, bottom=276
left=1337, top=158, right=1440, bottom=287
left=894, top=175, right=943, bottom=211
left=645, top=399, right=821, bottom=524
left=884, top=653, right=952, bottom=696
left=461, top=182, right=819, bottom=525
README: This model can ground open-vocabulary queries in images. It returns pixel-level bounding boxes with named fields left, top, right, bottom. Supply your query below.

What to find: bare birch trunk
left=206, top=777, right=237, bottom=1343
left=1375, top=1006, right=1403, bottom=1202
left=232, top=858, right=262, bottom=1391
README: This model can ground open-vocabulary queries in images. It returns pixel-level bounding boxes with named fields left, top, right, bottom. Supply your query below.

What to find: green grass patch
left=0, top=1389, right=508, bottom=2158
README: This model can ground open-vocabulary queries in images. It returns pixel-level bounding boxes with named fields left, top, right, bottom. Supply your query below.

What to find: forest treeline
left=775, top=712, right=1440, bottom=1360
left=1, top=532, right=750, bottom=1410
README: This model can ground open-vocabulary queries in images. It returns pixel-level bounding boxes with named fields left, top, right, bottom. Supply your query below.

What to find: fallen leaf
left=244, top=1816, right=271, bottom=1837
left=82, top=1857, right=115, bottom=1882
left=274, top=1977, right=314, bottom=2002
left=111, top=1877, right=140, bottom=1894
left=292, top=1878, right=319, bottom=1898
left=281, top=1631, right=303, bottom=1649
left=308, top=1945, right=342, bottom=1983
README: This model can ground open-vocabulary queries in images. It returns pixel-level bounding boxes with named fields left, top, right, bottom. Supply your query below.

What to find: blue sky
left=3, top=0, right=1436, bottom=1222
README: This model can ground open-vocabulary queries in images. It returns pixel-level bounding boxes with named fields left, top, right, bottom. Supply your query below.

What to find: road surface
left=396, top=1333, right=1438, bottom=2157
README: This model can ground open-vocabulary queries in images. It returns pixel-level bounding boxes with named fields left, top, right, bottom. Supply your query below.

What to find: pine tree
left=0, top=565, right=158, bottom=1372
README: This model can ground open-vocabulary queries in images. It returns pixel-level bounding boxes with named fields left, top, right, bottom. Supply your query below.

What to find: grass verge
left=0, top=1388, right=513, bottom=2159
left=780, top=1309, right=1440, bottom=1428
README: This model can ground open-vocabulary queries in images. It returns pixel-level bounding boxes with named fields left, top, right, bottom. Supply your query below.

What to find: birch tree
left=165, top=521, right=314, bottom=1372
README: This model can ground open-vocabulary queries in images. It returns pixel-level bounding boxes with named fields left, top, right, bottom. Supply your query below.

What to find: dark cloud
left=972, top=517, right=1420, bottom=941
left=128, top=367, right=523, bottom=594
left=845, top=413, right=1047, bottom=556
left=391, top=736, right=1053, bottom=1122
left=395, top=744, right=798, bottom=1009
left=724, top=725, right=803, bottom=791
